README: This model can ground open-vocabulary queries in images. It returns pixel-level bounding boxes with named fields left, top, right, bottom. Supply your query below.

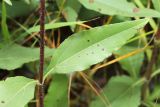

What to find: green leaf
left=4, top=0, right=12, bottom=5
left=148, top=85, right=160, bottom=100
left=1, top=1, right=11, bottom=43
left=78, top=0, right=160, bottom=17
left=28, top=21, right=84, bottom=33
left=0, top=0, right=38, bottom=17
left=152, top=0, right=160, bottom=12
left=90, top=76, right=141, bottom=107
left=0, top=76, right=37, bottom=107
left=44, top=74, right=69, bottom=107
left=45, top=19, right=148, bottom=77
left=0, top=44, right=55, bottom=70
left=56, top=0, right=81, bottom=31
left=115, top=46, right=144, bottom=79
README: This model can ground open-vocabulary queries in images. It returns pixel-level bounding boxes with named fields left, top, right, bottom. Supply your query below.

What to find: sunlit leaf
left=78, top=0, right=160, bottom=17
left=45, top=19, right=148, bottom=77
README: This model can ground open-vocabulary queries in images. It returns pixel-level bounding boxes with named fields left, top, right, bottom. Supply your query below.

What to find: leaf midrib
left=3, top=80, right=37, bottom=107
left=45, top=20, right=146, bottom=76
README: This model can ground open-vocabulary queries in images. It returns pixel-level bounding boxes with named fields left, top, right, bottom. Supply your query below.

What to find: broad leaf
left=0, top=76, right=37, bottom=107
left=45, top=74, right=69, bottom=107
left=45, top=19, right=148, bottom=76
left=115, top=46, right=144, bottom=79
left=152, top=0, right=160, bottom=12
left=0, top=44, right=54, bottom=70
left=78, top=0, right=160, bottom=17
left=90, top=76, right=141, bottom=107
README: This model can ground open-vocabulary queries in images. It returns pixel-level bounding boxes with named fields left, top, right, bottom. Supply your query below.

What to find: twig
left=37, top=0, right=45, bottom=107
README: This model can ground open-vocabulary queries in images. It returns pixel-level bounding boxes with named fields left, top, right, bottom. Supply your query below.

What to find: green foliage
left=28, top=21, right=84, bottom=33
left=0, top=0, right=38, bottom=17
left=115, top=46, right=144, bottom=79
left=78, top=0, right=160, bottom=17
left=56, top=0, right=81, bottom=30
left=0, top=76, right=37, bottom=107
left=0, top=44, right=54, bottom=70
left=1, top=0, right=160, bottom=107
left=1, top=1, right=10, bottom=43
left=90, top=76, right=141, bottom=107
left=44, top=74, right=69, bottom=107
left=152, top=0, right=160, bottom=12
left=45, top=19, right=148, bottom=76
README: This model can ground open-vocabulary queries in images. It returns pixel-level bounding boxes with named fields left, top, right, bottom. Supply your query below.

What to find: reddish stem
left=38, top=0, right=45, bottom=107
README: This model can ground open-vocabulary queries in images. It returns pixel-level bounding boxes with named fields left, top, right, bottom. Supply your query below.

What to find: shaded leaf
left=44, top=74, right=69, bottom=107
left=78, top=0, right=160, bottom=17
left=1, top=1, right=10, bottom=43
left=115, top=46, right=144, bottom=78
left=0, top=44, right=54, bottom=70
left=90, top=76, right=141, bottom=107
left=45, top=19, right=148, bottom=77
left=0, top=0, right=38, bottom=17
left=0, top=76, right=37, bottom=107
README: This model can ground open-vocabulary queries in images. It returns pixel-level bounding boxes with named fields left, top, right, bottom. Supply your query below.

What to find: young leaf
left=44, top=74, right=69, bottom=107
left=0, top=44, right=55, bottom=70
left=45, top=19, right=149, bottom=77
left=78, top=0, right=160, bottom=17
left=90, top=76, right=141, bottom=107
left=0, top=76, right=37, bottom=107
left=4, top=0, right=12, bottom=6
left=115, top=46, right=144, bottom=79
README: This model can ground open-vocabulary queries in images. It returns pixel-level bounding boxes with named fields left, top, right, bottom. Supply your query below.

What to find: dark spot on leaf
left=89, top=0, right=94, bottom=3
left=87, top=40, right=90, bottom=42
left=102, top=48, right=105, bottom=51
left=1, top=101, right=5, bottom=103
left=97, top=44, right=100, bottom=47
left=133, top=8, right=140, bottom=13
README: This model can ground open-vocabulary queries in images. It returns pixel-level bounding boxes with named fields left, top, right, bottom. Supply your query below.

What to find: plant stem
left=142, top=44, right=158, bottom=101
left=38, top=0, right=45, bottom=107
